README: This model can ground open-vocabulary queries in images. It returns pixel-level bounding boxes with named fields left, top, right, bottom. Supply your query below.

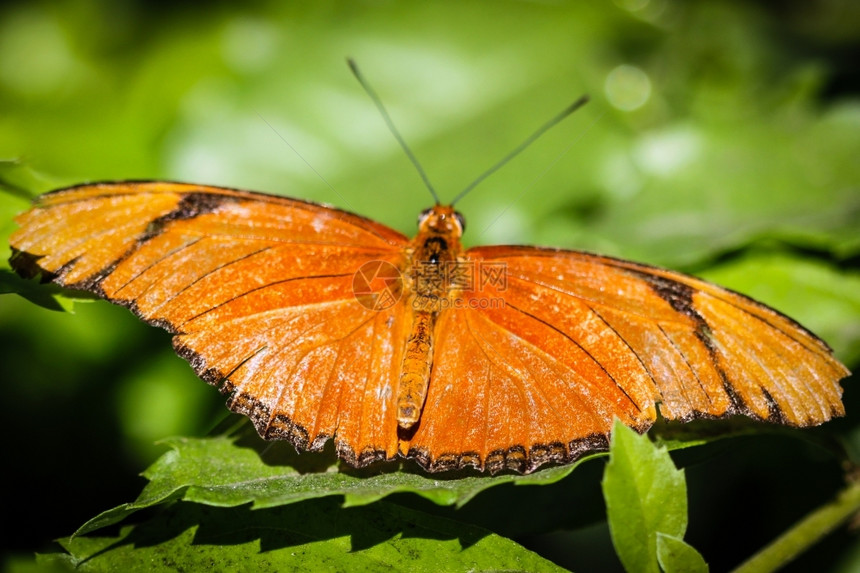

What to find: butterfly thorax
left=396, top=206, right=465, bottom=431
left=410, top=206, right=464, bottom=300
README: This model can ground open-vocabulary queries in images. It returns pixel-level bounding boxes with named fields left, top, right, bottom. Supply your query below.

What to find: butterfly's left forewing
left=11, top=182, right=413, bottom=464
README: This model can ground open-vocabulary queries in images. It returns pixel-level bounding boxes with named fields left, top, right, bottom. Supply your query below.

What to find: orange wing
left=10, top=182, right=412, bottom=466
left=403, top=245, right=849, bottom=473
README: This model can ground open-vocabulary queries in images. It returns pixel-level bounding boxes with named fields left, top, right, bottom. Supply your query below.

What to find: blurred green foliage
left=1, top=0, right=858, bottom=571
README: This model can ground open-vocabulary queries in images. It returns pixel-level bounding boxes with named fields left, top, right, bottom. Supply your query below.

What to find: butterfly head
left=417, top=205, right=466, bottom=238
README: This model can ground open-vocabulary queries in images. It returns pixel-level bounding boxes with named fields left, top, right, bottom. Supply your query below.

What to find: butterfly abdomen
left=397, top=310, right=436, bottom=428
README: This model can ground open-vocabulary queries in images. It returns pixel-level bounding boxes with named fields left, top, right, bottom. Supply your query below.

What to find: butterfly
left=8, top=180, right=850, bottom=474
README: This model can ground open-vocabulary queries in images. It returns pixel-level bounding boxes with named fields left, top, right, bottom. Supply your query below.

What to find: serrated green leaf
left=657, top=533, right=709, bottom=573
left=54, top=499, right=565, bottom=572
left=75, top=430, right=599, bottom=537
left=603, top=420, right=690, bottom=573
left=76, top=419, right=715, bottom=538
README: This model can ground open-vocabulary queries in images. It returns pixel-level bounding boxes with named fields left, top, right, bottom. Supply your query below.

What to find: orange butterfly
left=8, top=180, right=850, bottom=474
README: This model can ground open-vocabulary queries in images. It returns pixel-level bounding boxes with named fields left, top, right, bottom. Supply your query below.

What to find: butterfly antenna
left=450, top=95, right=589, bottom=206
left=347, top=58, right=440, bottom=205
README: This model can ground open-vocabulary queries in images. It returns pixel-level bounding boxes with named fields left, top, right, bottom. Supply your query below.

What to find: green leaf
left=602, top=419, right=692, bottom=573
left=657, top=533, right=709, bottom=573
left=0, top=269, right=96, bottom=312
left=77, top=419, right=715, bottom=538
left=50, top=499, right=565, bottom=572
left=74, top=422, right=596, bottom=537
left=0, top=159, right=55, bottom=199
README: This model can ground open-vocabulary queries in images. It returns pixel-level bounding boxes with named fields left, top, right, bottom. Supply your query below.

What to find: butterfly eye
left=454, top=212, right=466, bottom=232
left=417, top=207, right=434, bottom=226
